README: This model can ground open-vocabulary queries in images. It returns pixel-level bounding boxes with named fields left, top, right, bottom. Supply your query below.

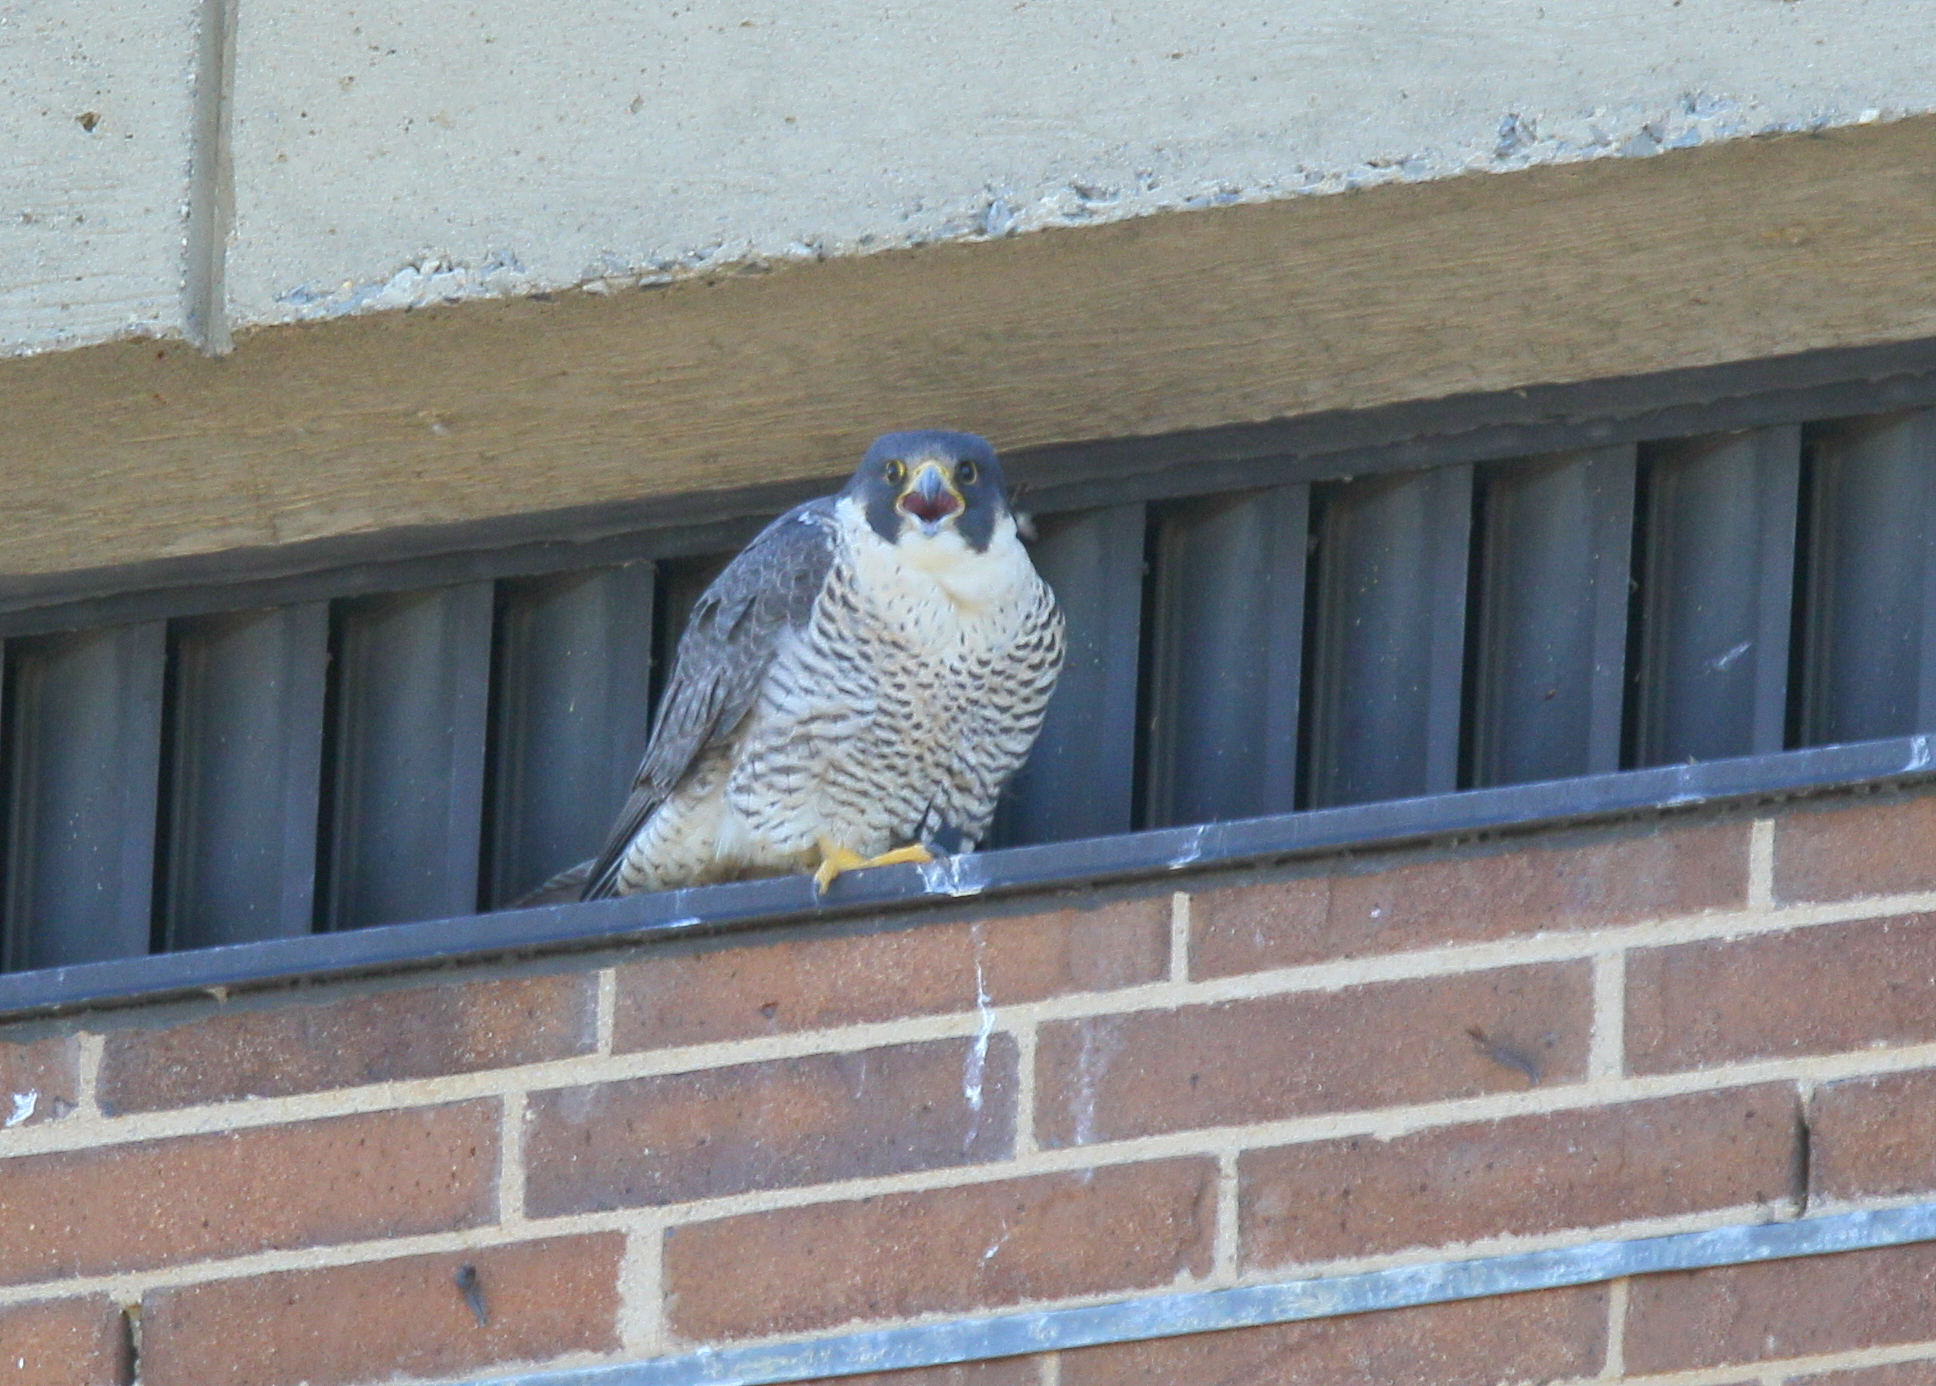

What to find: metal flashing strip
left=471, top=1203, right=1936, bottom=1386
left=2, top=732, right=1934, bottom=1021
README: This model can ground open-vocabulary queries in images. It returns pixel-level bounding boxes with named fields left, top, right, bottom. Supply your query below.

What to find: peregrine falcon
left=577, top=430, right=1065, bottom=898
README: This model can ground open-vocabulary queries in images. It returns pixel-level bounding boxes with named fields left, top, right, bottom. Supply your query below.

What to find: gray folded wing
left=579, top=498, right=838, bottom=899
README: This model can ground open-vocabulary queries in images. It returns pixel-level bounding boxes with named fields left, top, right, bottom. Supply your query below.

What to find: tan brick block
left=1193, top=821, right=1748, bottom=976
left=1626, top=1242, right=1936, bottom=1374
left=97, top=973, right=596, bottom=1113
left=0, top=1297, right=130, bottom=1386
left=1060, top=1285, right=1607, bottom=1385
left=0, top=1101, right=496, bottom=1286
left=526, top=1036, right=1016, bottom=1214
left=615, top=897, right=1166, bottom=1050
left=140, top=1234, right=621, bottom=1386
left=0, top=1033, right=81, bottom=1128
left=1035, top=963, right=1590, bottom=1147
left=664, top=1158, right=1216, bottom=1341
left=1241, top=1084, right=1798, bottom=1270
left=796, top=1365, right=1042, bottom=1386
left=1809, top=1068, right=1936, bottom=1204
left=1627, top=914, right=1936, bottom=1075
left=1774, top=792, right=1936, bottom=904
left=1794, top=1361, right=1936, bottom=1386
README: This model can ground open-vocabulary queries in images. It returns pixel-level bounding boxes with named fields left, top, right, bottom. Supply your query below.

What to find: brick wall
left=6, top=787, right=1936, bottom=1385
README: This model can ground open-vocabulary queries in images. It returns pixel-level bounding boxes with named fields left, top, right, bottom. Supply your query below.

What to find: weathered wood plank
left=4, top=116, right=1936, bottom=582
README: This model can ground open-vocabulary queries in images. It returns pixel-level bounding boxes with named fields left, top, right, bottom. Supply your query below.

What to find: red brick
left=1061, top=1285, right=1607, bottom=1385
left=1774, top=792, right=1936, bottom=904
left=526, top=1036, right=1015, bottom=1214
left=664, top=1158, right=1215, bottom=1341
left=0, top=1033, right=81, bottom=1129
left=1809, top=1068, right=1936, bottom=1204
left=1191, top=820, right=1747, bottom=977
left=140, top=1234, right=621, bottom=1386
left=0, top=1297, right=130, bottom=1386
left=1626, top=1240, right=1936, bottom=1373
left=1794, top=1362, right=1936, bottom=1386
left=1241, top=1084, right=1798, bottom=1270
left=1034, top=963, right=1590, bottom=1147
left=97, top=973, right=596, bottom=1114
left=795, top=1365, right=1042, bottom=1386
left=1627, top=914, right=1936, bottom=1075
left=0, top=1101, right=496, bottom=1286
left=615, top=897, right=1166, bottom=1050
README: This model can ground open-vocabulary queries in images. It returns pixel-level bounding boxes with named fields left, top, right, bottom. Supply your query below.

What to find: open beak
left=897, top=461, right=965, bottom=533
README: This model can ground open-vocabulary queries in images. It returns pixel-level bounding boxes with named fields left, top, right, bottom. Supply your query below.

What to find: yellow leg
left=812, top=838, right=935, bottom=894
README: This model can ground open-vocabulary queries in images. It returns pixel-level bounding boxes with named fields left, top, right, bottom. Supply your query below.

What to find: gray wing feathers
left=580, top=499, right=837, bottom=899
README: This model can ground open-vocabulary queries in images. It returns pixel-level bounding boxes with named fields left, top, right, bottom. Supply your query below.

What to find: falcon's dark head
left=848, top=430, right=1010, bottom=553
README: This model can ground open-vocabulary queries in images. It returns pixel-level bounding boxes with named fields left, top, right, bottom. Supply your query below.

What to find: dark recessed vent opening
left=2, top=395, right=1934, bottom=972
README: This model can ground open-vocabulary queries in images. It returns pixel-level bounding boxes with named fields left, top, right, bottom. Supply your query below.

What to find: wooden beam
left=8, top=116, right=1936, bottom=582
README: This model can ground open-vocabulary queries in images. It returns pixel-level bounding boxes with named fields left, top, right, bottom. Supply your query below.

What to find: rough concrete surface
left=0, top=0, right=200, bottom=353
left=8, top=0, right=1936, bottom=352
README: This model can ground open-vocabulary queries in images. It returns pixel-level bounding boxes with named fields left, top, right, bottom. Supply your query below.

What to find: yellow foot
left=811, top=839, right=936, bottom=894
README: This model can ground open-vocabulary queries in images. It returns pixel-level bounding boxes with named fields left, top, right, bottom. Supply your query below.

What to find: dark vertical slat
left=165, top=604, right=329, bottom=948
left=1146, top=486, right=1308, bottom=827
left=324, top=583, right=493, bottom=930
left=4, top=624, right=165, bottom=968
left=994, top=504, right=1146, bottom=846
left=1307, top=466, right=1471, bottom=807
left=1636, top=427, right=1800, bottom=764
left=489, top=564, right=656, bottom=906
left=1470, top=447, right=1636, bottom=786
left=1801, top=410, right=1936, bottom=745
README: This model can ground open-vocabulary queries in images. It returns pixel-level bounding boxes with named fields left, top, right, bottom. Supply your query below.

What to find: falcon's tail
left=508, top=860, right=594, bottom=908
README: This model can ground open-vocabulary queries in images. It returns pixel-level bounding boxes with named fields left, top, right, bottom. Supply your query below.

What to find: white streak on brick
left=963, top=926, right=994, bottom=1119
left=5, top=1090, right=36, bottom=1128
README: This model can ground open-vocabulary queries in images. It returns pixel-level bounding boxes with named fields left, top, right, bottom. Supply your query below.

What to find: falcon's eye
left=956, top=459, right=978, bottom=486
left=884, top=459, right=906, bottom=486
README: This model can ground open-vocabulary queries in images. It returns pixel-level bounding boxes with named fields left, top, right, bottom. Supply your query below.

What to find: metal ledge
left=473, top=1202, right=1936, bottom=1386
left=2, top=733, right=1933, bottom=1022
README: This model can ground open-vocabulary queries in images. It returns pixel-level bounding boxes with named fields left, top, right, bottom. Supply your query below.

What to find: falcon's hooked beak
left=897, top=461, right=965, bottom=535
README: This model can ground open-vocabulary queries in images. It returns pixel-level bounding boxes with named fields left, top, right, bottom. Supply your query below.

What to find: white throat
left=836, top=496, right=1034, bottom=613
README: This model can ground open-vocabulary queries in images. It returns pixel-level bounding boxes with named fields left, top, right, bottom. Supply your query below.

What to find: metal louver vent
left=4, top=374, right=1936, bottom=975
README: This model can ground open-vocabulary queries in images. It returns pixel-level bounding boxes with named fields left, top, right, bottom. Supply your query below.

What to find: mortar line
left=1748, top=818, right=1777, bottom=912
left=1169, top=891, right=1190, bottom=984
left=1601, top=1276, right=1627, bottom=1380
left=10, top=1189, right=1936, bottom=1340
left=1038, top=1351, right=1061, bottom=1386
left=618, top=1224, right=666, bottom=1357
left=73, top=1031, right=105, bottom=1118
left=1623, top=1339, right=1936, bottom=1385
left=498, top=1090, right=527, bottom=1228
left=1011, top=1021, right=1039, bottom=1158
left=1589, top=952, right=1626, bottom=1080
left=596, top=968, right=619, bottom=1056
left=1214, top=1149, right=1241, bottom=1282
left=22, top=1027, right=1936, bottom=1188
